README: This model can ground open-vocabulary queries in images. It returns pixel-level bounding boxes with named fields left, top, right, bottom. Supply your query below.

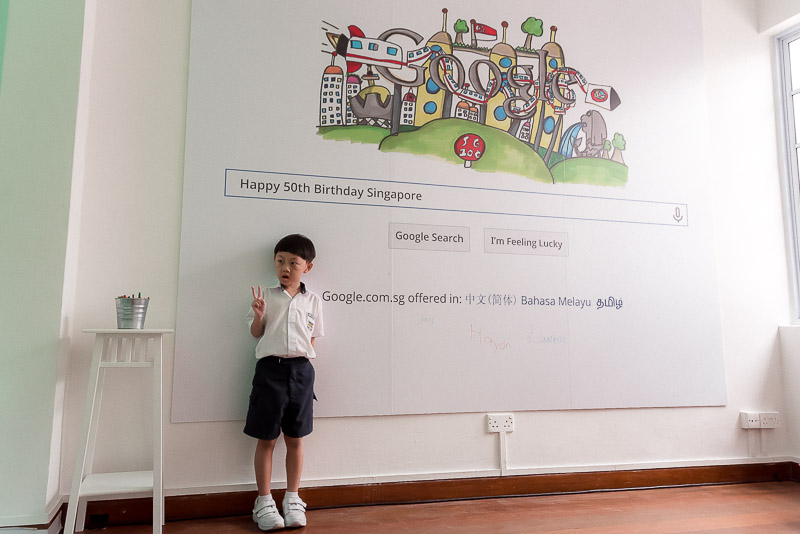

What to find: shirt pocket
left=305, top=312, right=315, bottom=333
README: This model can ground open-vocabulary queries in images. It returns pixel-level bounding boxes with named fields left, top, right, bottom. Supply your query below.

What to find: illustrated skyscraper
left=320, top=60, right=344, bottom=126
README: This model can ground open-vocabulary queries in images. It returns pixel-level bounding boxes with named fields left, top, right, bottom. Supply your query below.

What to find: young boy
left=245, top=234, right=324, bottom=531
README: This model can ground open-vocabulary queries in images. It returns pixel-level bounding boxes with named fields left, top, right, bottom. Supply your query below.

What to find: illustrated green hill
left=379, top=119, right=553, bottom=183
left=317, top=124, right=392, bottom=145
left=318, top=119, right=628, bottom=187
left=550, top=157, right=628, bottom=187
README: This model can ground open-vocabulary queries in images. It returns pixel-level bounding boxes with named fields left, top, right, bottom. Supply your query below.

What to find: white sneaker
left=282, top=495, right=307, bottom=528
left=253, top=498, right=285, bottom=531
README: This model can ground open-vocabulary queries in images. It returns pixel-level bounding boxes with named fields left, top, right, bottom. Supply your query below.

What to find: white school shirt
left=246, top=284, right=324, bottom=359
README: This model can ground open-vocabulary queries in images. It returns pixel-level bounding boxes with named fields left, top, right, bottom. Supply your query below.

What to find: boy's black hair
left=274, top=234, right=316, bottom=262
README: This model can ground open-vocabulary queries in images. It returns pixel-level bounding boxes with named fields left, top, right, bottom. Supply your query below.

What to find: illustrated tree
left=521, top=17, right=544, bottom=50
left=603, top=139, right=611, bottom=159
left=611, top=133, right=626, bottom=164
left=454, top=19, right=469, bottom=45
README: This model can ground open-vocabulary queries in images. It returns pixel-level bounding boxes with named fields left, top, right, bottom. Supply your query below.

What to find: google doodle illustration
left=318, top=9, right=627, bottom=187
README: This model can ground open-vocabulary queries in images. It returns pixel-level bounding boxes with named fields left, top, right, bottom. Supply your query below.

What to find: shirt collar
left=278, top=282, right=306, bottom=294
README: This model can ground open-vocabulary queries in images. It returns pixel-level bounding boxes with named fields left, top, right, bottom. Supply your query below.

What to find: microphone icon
left=673, top=207, right=684, bottom=223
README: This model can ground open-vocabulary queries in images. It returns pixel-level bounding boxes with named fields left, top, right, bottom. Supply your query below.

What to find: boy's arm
left=250, top=312, right=265, bottom=338
left=250, top=285, right=266, bottom=338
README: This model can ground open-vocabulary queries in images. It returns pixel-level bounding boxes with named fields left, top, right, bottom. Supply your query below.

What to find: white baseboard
left=160, top=455, right=798, bottom=498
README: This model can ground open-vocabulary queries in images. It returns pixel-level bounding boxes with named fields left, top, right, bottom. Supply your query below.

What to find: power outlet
left=760, top=412, right=781, bottom=429
left=740, top=412, right=761, bottom=429
left=487, top=413, right=514, bottom=433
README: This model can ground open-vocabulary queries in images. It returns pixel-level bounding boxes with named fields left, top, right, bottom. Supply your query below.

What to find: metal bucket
left=115, top=298, right=149, bottom=329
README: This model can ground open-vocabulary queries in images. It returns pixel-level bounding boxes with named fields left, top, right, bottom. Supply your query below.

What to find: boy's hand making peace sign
left=251, top=285, right=266, bottom=316
left=250, top=285, right=267, bottom=338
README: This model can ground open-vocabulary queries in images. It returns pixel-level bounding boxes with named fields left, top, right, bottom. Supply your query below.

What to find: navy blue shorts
left=244, top=356, right=315, bottom=440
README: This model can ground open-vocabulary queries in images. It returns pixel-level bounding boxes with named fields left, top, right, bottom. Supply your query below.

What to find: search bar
left=225, top=169, right=688, bottom=227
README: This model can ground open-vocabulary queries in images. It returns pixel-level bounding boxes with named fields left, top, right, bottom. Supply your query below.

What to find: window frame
left=775, top=26, right=800, bottom=321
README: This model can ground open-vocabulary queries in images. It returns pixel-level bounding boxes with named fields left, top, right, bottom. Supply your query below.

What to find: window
left=777, top=28, right=800, bottom=318
left=350, top=40, right=362, bottom=50
left=369, top=43, right=378, bottom=51
left=387, top=47, right=398, bottom=56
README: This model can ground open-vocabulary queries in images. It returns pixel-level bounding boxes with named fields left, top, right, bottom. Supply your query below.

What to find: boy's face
left=274, top=251, right=312, bottom=289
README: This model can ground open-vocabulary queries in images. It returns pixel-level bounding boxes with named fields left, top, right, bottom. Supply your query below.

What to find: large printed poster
left=172, top=0, right=726, bottom=422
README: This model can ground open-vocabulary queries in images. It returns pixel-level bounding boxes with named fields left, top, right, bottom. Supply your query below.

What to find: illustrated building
left=345, top=75, right=361, bottom=125
left=469, top=104, right=479, bottom=122
left=320, top=63, right=344, bottom=127
left=517, top=118, right=532, bottom=143
left=485, top=22, right=516, bottom=131
left=455, top=100, right=470, bottom=120
left=454, top=100, right=479, bottom=123
left=531, top=26, right=565, bottom=152
left=401, top=91, right=416, bottom=126
left=415, top=9, right=453, bottom=128
left=351, top=68, right=392, bottom=129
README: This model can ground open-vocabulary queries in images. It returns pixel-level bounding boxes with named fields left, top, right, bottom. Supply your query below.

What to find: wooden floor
left=91, top=482, right=800, bottom=533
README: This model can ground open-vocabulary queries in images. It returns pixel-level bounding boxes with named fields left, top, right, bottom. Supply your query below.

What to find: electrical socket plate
left=760, top=412, right=781, bottom=429
left=740, top=412, right=761, bottom=429
left=487, top=413, right=514, bottom=433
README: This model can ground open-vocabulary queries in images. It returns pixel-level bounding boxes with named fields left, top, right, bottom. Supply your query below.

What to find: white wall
left=57, top=0, right=797, bottom=504
left=0, top=0, right=84, bottom=526
left=758, top=0, right=800, bottom=34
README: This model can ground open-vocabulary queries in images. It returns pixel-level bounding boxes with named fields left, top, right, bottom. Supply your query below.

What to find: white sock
left=284, top=491, right=299, bottom=501
left=256, top=494, right=274, bottom=504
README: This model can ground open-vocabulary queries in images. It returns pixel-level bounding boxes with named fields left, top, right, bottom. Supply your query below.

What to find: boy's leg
left=255, top=438, right=278, bottom=496
left=282, top=360, right=313, bottom=493
left=281, top=359, right=313, bottom=528
left=282, top=435, right=307, bottom=528
left=253, top=438, right=284, bottom=531
left=284, top=436, right=304, bottom=492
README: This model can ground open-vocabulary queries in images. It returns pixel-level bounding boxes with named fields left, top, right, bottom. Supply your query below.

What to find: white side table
left=64, top=329, right=173, bottom=534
